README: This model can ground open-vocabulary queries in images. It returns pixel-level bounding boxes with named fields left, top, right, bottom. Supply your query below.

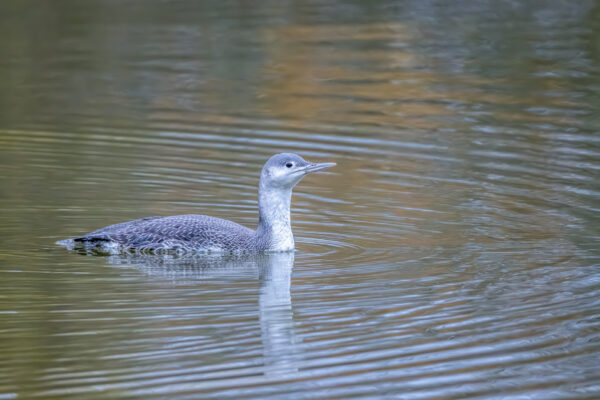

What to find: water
left=1, top=1, right=599, bottom=398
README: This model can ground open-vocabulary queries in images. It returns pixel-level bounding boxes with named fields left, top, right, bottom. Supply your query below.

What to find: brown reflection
left=258, top=23, right=449, bottom=130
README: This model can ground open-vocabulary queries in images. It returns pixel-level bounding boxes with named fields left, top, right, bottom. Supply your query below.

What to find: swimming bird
left=58, top=153, right=335, bottom=254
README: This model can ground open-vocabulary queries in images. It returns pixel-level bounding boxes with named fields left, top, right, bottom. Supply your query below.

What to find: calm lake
left=1, top=1, right=599, bottom=399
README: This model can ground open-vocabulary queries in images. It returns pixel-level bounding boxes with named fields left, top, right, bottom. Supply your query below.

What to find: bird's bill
left=303, top=162, right=336, bottom=173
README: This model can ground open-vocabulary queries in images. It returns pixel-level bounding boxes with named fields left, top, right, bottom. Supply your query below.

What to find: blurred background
left=0, top=1, right=599, bottom=399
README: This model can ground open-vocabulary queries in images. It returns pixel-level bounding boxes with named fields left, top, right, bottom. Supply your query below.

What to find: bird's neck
left=256, top=183, right=294, bottom=251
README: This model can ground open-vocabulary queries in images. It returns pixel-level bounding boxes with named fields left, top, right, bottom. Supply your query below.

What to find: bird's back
left=71, top=214, right=256, bottom=253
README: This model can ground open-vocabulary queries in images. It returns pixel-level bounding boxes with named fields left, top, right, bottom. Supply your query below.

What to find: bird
left=57, top=153, right=335, bottom=254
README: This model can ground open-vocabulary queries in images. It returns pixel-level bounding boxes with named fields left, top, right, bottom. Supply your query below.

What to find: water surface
left=1, top=1, right=599, bottom=399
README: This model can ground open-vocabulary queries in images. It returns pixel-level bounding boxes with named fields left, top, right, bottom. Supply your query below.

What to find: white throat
left=256, top=182, right=294, bottom=251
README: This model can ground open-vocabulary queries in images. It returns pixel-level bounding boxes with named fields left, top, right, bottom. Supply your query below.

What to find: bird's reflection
left=257, top=253, right=298, bottom=375
left=104, top=251, right=298, bottom=376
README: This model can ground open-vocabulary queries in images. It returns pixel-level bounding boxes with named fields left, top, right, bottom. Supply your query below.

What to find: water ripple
left=1, top=1, right=600, bottom=398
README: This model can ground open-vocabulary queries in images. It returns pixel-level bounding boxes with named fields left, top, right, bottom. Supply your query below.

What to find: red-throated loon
left=57, top=153, right=335, bottom=254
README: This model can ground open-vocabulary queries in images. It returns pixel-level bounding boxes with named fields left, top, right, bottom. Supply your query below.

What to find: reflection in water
left=107, top=251, right=298, bottom=378
left=0, top=0, right=599, bottom=398
left=257, top=253, right=297, bottom=376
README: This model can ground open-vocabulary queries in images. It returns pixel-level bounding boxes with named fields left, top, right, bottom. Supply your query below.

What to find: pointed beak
left=302, top=162, right=336, bottom=174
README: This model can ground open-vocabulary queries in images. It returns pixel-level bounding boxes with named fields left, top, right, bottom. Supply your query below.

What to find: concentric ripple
left=1, top=1, right=600, bottom=399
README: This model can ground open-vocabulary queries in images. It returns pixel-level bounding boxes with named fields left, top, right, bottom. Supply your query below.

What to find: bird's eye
left=285, top=162, right=293, bottom=168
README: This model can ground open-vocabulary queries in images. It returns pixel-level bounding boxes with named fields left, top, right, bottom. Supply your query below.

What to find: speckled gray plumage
left=59, top=153, right=335, bottom=254
left=73, top=214, right=257, bottom=253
